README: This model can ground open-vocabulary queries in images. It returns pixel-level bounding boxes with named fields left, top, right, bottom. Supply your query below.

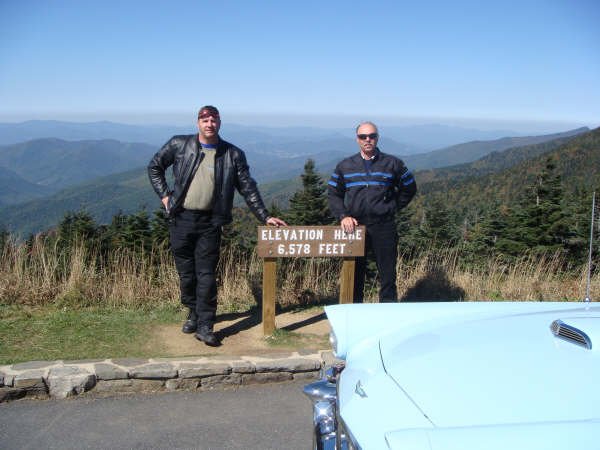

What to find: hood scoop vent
left=550, top=319, right=592, bottom=349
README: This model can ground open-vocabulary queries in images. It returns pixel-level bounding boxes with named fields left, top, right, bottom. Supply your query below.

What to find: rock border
left=0, top=351, right=332, bottom=402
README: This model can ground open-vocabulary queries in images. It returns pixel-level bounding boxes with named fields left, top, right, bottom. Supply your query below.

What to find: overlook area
left=1, top=123, right=598, bottom=366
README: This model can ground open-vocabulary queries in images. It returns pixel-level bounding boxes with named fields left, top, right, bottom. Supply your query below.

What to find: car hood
left=379, top=306, right=600, bottom=428
left=385, top=420, right=600, bottom=450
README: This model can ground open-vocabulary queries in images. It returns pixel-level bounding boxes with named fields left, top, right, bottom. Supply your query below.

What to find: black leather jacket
left=148, top=134, right=269, bottom=226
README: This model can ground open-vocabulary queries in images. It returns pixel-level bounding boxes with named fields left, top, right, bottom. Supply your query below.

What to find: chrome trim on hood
left=550, top=320, right=592, bottom=349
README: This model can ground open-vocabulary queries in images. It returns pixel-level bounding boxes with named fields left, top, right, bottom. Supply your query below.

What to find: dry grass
left=396, top=249, right=597, bottom=302
left=1, top=239, right=598, bottom=309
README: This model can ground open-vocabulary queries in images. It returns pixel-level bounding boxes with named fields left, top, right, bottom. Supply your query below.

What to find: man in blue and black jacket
left=328, top=121, right=416, bottom=302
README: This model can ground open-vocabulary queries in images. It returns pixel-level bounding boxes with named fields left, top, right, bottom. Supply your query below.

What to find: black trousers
left=169, top=210, right=221, bottom=327
left=354, top=220, right=398, bottom=303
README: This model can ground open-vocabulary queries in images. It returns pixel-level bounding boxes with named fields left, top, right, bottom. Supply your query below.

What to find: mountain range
left=0, top=120, right=522, bottom=151
left=415, top=126, right=600, bottom=215
left=402, top=127, right=589, bottom=170
left=0, top=166, right=51, bottom=206
left=0, top=121, right=594, bottom=237
left=0, top=138, right=155, bottom=194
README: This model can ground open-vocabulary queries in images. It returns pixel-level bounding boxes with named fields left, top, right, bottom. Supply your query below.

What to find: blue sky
left=0, top=0, right=598, bottom=131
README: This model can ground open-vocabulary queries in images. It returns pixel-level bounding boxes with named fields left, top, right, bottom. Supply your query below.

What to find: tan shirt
left=183, top=147, right=216, bottom=210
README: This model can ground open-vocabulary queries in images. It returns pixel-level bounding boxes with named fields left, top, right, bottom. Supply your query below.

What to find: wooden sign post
left=257, top=225, right=366, bottom=335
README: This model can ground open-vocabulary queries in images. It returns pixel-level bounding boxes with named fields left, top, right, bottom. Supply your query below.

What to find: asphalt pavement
left=0, top=379, right=313, bottom=449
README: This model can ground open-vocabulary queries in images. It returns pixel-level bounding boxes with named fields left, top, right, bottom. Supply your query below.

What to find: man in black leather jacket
left=328, top=121, right=416, bottom=302
left=148, top=106, right=286, bottom=346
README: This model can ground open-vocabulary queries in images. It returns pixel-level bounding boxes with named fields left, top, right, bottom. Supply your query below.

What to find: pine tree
left=124, top=210, right=152, bottom=252
left=566, top=188, right=600, bottom=264
left=56, top=211, right=97, bottom=252
left=150, top=208, right=170, bottom=249
left=396, top=206, right=420, bottom=257
left=268, top=201, right=283, bottom=220
left=221, top=207, right=259, bottom=255
left=0, top=226, right=9, bottom=255
left=416, top=197, right=460, bottom=248
left=285, top=159, right=332, bottom=225
left=495, top=203, right=531, bottom=256
left=105, top=210, right=129, bottom=251
left=498, top=158, right=570, bottom=257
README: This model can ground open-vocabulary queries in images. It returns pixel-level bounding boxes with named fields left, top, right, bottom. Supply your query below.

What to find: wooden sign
left=257, top=225, right=366, bottom=258
left=258, top=225, right=366, bottom=335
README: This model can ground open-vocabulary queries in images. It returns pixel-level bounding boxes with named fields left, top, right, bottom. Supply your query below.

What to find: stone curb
left=0, top=351, right=332, bottom=402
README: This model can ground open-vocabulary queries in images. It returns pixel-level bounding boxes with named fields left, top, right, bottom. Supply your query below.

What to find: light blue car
left=304, top=302, right=600, bottom=449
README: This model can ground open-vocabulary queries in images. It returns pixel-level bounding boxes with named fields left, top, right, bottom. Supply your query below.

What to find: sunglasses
left=357, top=133, right=378, bottom=140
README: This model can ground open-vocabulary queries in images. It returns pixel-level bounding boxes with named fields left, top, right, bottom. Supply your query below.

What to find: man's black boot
left=182, top=309, right=198, bottom=334
left=195, top=325, right=221, bottom=347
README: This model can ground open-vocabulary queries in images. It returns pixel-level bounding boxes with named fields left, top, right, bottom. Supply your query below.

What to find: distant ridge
left=403, top=127, right=590, bottom=170
left=0, top=120, right=589, bottom=183
left=0, top=120, right=190, bottom=146
left=0, top=166, right=52, bottom=207
left=0, top=119, right=524, bottom=151
left=416, top=132, right=589, bottom=188
left=0, top=126, right=594, bottom=237
left=0, top=137, right=156, bottom=190
left=381, top=123, right=521, bottom=151
left=284, top=127, right=591, bottom=183
left=0, top=167, right=157, bottom=236
left=417, top=126, right=600, bottom=213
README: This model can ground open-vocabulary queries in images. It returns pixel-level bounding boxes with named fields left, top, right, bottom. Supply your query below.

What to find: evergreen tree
left=285, top=159, right=332, bottom=225
left=495, top=203, right=530, bottom=257
left=0, top=226, right=9, bottom=255
left=124, top=210, right=152, bottom=252
left=104, top=210, right=129, bottom=251
left=396, top=205, right=420, bottom=257
left=462, top=204, right=508, bottom=263
left=268, top=201, right=283, bottom=220
left=492, top=157, right=574, bottom=260
left=221, top=207, right=258, bottom=255
left=150, top=208, right=170, bottom=249
left=415, top=197, right=460, bottom=248
left=566, top=188, right=600, bottom=264
left=56, top=211, right=97, bottom=252
left=535, top=159, right=569, bottom=250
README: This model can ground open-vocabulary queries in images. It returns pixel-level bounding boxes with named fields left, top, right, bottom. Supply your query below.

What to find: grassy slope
left=0, top=304, right=180, bottom=364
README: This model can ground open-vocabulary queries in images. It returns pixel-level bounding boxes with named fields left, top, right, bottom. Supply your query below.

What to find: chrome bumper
left=303, top=365, right=348, bottom=450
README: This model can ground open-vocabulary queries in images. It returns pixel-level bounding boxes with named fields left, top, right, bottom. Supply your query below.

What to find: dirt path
left=152, top=308, right=331, bottom=357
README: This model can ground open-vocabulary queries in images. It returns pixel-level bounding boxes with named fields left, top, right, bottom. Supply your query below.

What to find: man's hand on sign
left=341, top=216, right=358, bottom=234
left=266, top=217, right=287, bottom=227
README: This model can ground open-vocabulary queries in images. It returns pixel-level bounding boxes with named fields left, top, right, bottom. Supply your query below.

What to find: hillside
left=0, top=167, right=158, bottom=236
left=0, top=122, right=587, bottom=191
left=0, top=166, right=52, bottom=206
left=1, top=127, right=595, bottom=237
left=417, top=127, right=600, bottom=215
left=0, top=120, right=189, bottom=146
left=270, top=127, right=590, bottom=181
left=381, top=124, right=519, bottom=151
left=0, top=161, right=300, bottom=237
left=402, top=127, right=589, bottom=170
left=416, top=133, right=584, bottom=188
left=0, top=138, right=156, bottom=190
